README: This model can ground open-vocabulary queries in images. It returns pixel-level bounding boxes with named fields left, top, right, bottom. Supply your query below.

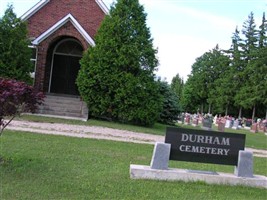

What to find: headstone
left=238, top=119, right=242, bottom=129
left=258, top=121, right=267, bottom=133
left=202, top=118, right=212, bottom=130
left=232, top=120, right=239, bottom=130
left=185, top=115, right=190, bottom=125
left=192, top=118, right=199, bottom=127
left=250, top=123, right=258, bottom=133
left=181, top=115, right=185, bottom=124
left=225, top=119, right=232, bottom=128
left=245, top=119, right=252, bottom=129
left=213, top=115, right=218, bottom=125
left=234, top=151, right=253, bottom=178
left=218, top=121, right=225, bottom=132
left=150, top=142, right=171, bottom=170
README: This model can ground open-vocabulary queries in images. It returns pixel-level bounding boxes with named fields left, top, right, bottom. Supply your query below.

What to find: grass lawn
left=1, top=130, right=266, bottom=199
left=19, top=115, right=267, bottom=150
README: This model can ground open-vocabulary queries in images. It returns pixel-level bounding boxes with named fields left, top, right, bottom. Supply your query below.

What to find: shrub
left=0, top=78, right=44, bottom=135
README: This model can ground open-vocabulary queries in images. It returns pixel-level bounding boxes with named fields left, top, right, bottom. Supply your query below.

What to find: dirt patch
left=6, top=120, right=267, bottom=158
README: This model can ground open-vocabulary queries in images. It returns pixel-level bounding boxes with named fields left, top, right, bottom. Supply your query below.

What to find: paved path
left=6, top=120, right=267, bottom=158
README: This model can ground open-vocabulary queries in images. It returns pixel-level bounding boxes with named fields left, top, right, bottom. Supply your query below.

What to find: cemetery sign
left=165, top=127, right=246, bottom=165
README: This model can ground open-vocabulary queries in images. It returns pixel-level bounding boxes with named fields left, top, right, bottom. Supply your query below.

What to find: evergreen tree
left=207, top=45, right=231, bottom=115
left=236, top=12, right=262, bottom=119
left=241, top=12, right=258, bottom=61
left=170, top=73, right=184, bottom=101
left=257, top=13, right=267, bottom=119
left=189, top=53, right=210, bottom=113
left=241, top=13, right=267, bottom=119
left=204, top=45, right=230, bottom=114
left=226, top=27, right=245, bottom=117
left=181, top=75, right=200, bottom=112
left=158, top=81, right=180, bottom=125
left=0, top=5, right=33, bottom=84
left=259, top=12, right=267, bottom=48
left=77, top=0, right=162, bottom=126
left=187, top=45, right=229, bottom=114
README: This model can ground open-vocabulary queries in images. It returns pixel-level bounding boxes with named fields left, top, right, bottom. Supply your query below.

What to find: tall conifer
left=0, top=5, right=33, bottom=84
left=77, top=0, right=162, bottom=125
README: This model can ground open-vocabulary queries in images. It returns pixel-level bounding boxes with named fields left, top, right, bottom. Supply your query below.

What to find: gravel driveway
left=6, top=120, right=267, bottom=158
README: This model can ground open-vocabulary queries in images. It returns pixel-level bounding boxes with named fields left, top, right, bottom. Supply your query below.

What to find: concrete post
left=234, top=150, right=254, bottom=178
left=150, top=142, right=171, bottom=170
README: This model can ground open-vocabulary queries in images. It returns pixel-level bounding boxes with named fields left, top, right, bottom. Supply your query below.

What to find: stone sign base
left=130, top=142, right=267, bottom=189
left=130, top=164, right=267, bottom=189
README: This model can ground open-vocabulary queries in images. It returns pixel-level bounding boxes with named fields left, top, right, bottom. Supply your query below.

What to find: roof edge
left=32, top=13, right=95, bottom=46
left=95, top=0, right=109, bottom=14
left=21, top=0, right=109, bottom=21
left=21, top=0, right=50, bottom=21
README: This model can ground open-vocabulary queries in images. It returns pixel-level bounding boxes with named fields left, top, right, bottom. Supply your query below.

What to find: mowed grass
left=19, top=115, right=267, bottom=150
left=1, top=130, right=266, bottom=200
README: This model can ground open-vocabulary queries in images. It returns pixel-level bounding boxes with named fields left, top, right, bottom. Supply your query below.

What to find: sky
left=1, top=0, right=267, bottom=82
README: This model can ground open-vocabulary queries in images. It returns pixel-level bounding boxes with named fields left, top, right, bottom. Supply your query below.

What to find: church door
left=49, top=39, right=83, bottom=95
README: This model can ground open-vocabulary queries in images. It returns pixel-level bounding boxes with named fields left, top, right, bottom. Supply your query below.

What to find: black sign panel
left=165, top=127, right=246, bottom=166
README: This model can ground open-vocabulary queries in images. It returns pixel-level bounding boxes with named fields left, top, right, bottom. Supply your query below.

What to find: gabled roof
left=21, top=0, right=109, bottom=21
left=32, top=13, right=95, bottom=46
left=21, top=0, right=50, bottom=21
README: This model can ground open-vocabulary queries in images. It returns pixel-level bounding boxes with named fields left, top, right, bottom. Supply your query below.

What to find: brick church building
left=21, top=0, right=108, bottom=119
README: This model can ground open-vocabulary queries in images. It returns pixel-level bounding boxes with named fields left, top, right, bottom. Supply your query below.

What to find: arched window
left=54, top=39, right=83, bottom=56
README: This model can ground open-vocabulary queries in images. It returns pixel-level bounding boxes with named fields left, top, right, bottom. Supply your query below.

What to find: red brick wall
left=34, top=21, right=89, bottom=92
left=27, top=0, right=105, bottom=39
left=26, top=0, right=106, bottom=92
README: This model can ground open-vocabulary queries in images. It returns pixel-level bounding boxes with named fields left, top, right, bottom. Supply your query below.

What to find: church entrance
left=49, top=39, right=83, bottom=95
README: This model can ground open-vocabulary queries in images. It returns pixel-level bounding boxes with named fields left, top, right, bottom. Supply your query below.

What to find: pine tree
left=158, top=81, right=180, bottom=125
left=241, top=12, right=258, bottom=61
left=170, top=73, right=184, bottom=101
left=259, top=12, right=267, bottom=48
left=242, top=12, right=267, bottom=119
left=235, top=12, right=259, bottom=119
left=0, top=5, right=33, bottom=84
left=207, top=45, right=231, bottom=115
left=226, top=27, right=245, bottom=117
left=77, top=0, right=162, bottom=126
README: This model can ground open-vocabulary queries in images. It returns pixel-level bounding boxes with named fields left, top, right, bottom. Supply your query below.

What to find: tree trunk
left=225, top=104, right=228, bottom=116
left=208, top=103, right=212, bottom=114
left=266, top=108, right=267, bottom=120
left=201, top=103, right=204, bottom=114
left=252, top=104, right=256, bottom=121
left=238, top=107, right=242, bottom=119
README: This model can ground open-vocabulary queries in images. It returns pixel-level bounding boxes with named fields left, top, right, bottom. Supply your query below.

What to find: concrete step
left=37, top=94, right=88, bottom=120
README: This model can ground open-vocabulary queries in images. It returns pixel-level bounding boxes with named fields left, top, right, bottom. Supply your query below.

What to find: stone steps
left=37, top=94, right=88, bottom=120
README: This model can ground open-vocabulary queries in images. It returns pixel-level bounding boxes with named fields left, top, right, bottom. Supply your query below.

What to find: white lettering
left=211, top=148, right=217, bottom=154
left=191, top=146, right=199, bottom=153
left=178, top=145, right=230, bottom=156
left=180, top=134, right=231, bottom=146
left=189, top=134, right=196, bottom=142
left=197, top=135, right=204, bottom=143
left=185, top=145, right=191, bottom=152
left=181, top=134, right=188, bottom=142
left=199, top=147, right=205, bottom=153
left=223, top=149, right=230, bottom=155
left=206, top=147, right=211, bottom=154
left=217, top=148, right=223, bottom=155
left=215, top=137, right=224, bottom=145
left=179, top=145, right=185, bottom=151
left=221, top=138, right=230, bottom=146
left=205, top=136, right=213, bottom=144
